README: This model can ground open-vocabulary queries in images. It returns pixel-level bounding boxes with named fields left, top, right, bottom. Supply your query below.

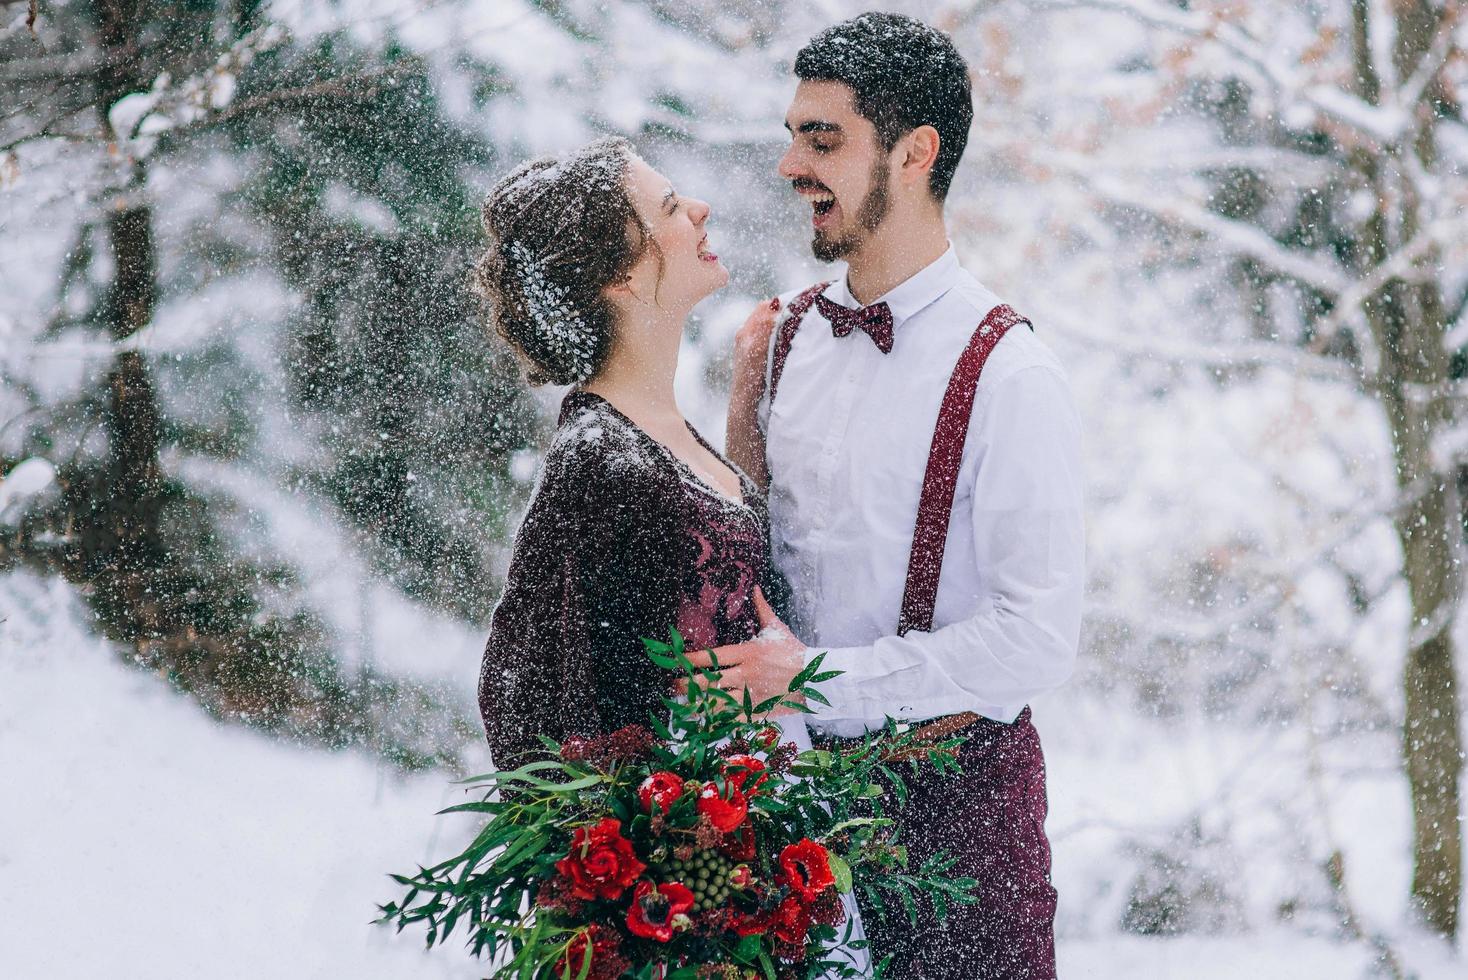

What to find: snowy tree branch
left=1307, top=221, right=1449, bottom=353
left=1040, top=307, right=1365, bottom=385
left=1044, top=152, right=1353, bottom=295
left=1395, top=1, right=1463, bottom=115
left=1028, top=0, right=1410, bottom=145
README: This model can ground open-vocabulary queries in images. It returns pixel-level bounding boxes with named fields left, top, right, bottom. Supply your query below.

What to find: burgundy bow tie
left=815, top=294, right=894, bottom=354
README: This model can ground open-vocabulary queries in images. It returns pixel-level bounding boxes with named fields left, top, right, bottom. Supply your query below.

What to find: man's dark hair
left=794, top=12, right=973, bottom=201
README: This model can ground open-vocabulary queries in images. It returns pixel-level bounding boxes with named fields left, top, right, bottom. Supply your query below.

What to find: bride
left=474, top=137, right=867, bottom=973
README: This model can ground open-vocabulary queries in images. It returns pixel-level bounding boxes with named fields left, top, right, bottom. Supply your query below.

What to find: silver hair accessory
left=506, top=241, right=597, bottom=383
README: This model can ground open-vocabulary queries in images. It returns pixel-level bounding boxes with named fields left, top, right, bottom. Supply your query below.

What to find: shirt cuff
left=800, top=644, right=877, bottom=723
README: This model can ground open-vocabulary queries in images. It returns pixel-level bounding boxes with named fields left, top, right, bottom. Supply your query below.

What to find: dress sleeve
left=477, top=444, right=610, bottom=768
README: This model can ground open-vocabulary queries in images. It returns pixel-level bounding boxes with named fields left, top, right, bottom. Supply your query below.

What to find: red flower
left=625, top=880, right=696, bottom=943
left=555, top=924, right=628, bottom=980
left=731, top=902, right=774, bottom=937
left=696, top=782, right=748, bottom=833
left=729, top=864, right=753, bottom=889
left=772, top=892, right=813, bottom=946
left=721, top=754, right=769, bottom=795
left=555, top=818, right=646, bottom=901
left=778, top=839, right=835, bottom=902
left=639, top=771, right=684, bottom=815
left=755, top=726, right=781, bottom=749
left=717, top=823, right=757, bottom=862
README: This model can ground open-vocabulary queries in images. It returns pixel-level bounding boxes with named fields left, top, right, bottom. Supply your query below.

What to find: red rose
left=555, top=924, right=628, bottom=980
left=625, top=880, right=696, bottom=943
left=755, top=726, right=781, bottom=748
left=778, top=838, right=835, bottom=902
left=721, top=754, right=769, bottom=795
left=697, top=782, right=748, bottom=833
left=718, top=823, right=757, bottom=862
left=638, top=771, right=684, bottom=814
left=772, top=892, right=813, bottom=945
left=555, top=818, right=646, bottom=901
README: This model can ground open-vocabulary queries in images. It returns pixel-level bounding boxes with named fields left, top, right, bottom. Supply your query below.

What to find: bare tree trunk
left=1351, top=0, right=1464, bottom=938
left=1376, top=299, right=1464, bottom=938
left=91, top=1, right=167, bottom=640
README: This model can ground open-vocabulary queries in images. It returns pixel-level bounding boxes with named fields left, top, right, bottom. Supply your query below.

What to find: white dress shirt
left=758, top=245, right=1085, bottom=737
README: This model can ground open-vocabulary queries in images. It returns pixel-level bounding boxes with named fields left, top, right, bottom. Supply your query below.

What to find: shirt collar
left=823, top=244, right=960, bottom=331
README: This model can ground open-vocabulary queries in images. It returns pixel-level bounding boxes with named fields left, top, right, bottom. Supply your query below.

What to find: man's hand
left=674, top=588, right=807, bottom=716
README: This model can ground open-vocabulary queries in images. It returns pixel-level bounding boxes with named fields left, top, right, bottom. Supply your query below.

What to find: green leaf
left=644, top=648, right=681, bottom=671
left=828, top=851, right=854, bottom=893
left=788, top=650, right=826, bottom=691
left=751, top=694, right=784, bottom=714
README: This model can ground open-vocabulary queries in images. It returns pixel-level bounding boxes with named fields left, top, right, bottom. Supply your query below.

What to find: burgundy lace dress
left=478, top=390, right=769, bottom=765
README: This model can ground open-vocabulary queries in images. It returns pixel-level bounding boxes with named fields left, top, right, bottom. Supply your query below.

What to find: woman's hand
left=732, top=297, right=780, bottom=393
left=675, top=587, right=807, bottom=717
left=725, top=299, right=780, bottom=490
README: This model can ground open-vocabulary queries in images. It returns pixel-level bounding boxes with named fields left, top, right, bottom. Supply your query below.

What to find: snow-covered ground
left=3, top=568, right=1460, bottom=978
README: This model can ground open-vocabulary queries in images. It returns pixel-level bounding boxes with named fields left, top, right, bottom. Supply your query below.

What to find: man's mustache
left=790, top=178, right=833, bottom=195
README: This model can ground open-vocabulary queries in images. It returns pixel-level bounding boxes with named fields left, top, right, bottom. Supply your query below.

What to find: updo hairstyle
left=474, top=137, right=654, bottom=386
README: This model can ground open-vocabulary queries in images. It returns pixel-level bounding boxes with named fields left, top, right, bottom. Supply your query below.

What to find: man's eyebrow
left=783, top=120, right=843, bottom=135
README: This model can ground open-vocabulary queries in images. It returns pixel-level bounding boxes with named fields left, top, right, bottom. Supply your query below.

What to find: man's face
left=779, top=80, right=893, bottom=263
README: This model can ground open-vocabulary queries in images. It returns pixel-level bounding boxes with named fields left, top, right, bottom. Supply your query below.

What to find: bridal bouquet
left=379, top=631, right=977, bottom=979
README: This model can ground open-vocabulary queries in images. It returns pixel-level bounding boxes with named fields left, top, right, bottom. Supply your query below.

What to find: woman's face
left=620, top=156, right=728, bottom=312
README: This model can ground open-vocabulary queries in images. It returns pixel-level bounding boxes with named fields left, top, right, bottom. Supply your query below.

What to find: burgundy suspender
left=767, top=282, right=830, bottom=406
left=765, top=283, right=1030, bottom=637
left=898, top=304, right=1030, bottom=635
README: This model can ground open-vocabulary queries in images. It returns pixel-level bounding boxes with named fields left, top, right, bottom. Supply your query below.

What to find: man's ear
left=901, top=125, right=941, bottom=187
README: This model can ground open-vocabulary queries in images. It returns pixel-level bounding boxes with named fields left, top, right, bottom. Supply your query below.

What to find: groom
left=694, top=13, right=1085, bottom=980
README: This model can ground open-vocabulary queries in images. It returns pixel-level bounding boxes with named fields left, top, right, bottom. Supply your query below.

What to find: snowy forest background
left=3, top=0, right=1467, bottom=976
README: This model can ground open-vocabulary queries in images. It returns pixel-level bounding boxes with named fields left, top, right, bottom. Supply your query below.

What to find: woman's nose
left=689, top=198, right=711, bottom=223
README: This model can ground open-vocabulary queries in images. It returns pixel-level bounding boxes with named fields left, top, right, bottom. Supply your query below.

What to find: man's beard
left=811, top=160, right=891, bottom=263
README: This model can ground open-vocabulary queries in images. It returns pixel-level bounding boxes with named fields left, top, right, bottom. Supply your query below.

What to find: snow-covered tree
left=1004, top=0, right=1468, bottom=940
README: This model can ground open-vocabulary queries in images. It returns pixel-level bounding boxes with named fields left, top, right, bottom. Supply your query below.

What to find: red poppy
left=638, top=771, right=684, bottom=815
left=625, top=880, right=696, bottom=943
left=696, top=782, right=748, bottom=833
left=772, top=892, right=813, bottom=945
left=555, top=818, right=646, bottom=901
left=730, top=892, right=775, bottom=937
left=721, top=754, right=769, bottom=795
left=718, top=823, right=757, bottom=862
left=778, top=838, right=835, bottom=902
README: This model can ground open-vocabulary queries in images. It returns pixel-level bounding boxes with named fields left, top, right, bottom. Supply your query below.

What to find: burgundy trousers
left=842, top=707, right=1057, bottom=980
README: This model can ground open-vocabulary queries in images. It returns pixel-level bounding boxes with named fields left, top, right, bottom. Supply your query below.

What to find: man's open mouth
left=796, top=185, right=839, bottom=228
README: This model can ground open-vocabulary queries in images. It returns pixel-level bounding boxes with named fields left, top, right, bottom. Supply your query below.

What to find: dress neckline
left=568, top=390, right=752, bottom=509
